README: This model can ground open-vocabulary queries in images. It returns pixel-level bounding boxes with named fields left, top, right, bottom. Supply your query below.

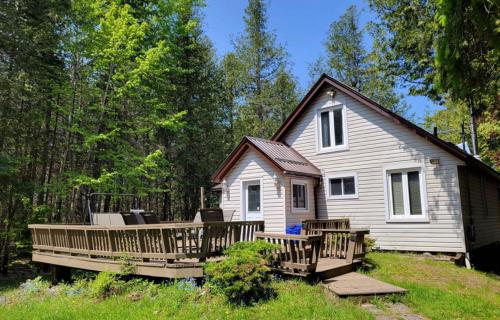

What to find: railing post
left=84, top=229, right=91, bottom=258
left=346, top=231, right=358, bottom=263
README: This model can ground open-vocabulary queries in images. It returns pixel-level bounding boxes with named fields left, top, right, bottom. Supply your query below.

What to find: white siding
left=220, top=149, right=286, bottom=233
left=284, top=176, right=316, bottom=228
left=283, top=89, right=467, bottom=253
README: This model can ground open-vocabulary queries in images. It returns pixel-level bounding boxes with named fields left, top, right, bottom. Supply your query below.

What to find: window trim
left=383, top=163, right=428, bottom=223
left=291, top=179, right=309, bottom=213
left=316, top=104, right=348, bottom=154
left=327, top=172, right=358, bottom=200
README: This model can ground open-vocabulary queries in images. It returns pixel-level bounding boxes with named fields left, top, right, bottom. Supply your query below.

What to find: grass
left=1, top=252, right=499, bottom=320
left=365, top=252, right=500, bottom=320
left=0, top=277, right=372, bottom=320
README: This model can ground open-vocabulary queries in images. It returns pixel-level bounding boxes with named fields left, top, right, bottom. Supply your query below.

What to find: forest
left=0, top=0, right=498, bottom=273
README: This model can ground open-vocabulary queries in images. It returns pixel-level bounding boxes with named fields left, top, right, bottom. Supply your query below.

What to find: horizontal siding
left=220, top=149, right=285, bottom=233
left=284, top=89, right=467, bottom=253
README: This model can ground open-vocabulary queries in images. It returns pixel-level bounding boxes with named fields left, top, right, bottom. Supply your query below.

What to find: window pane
left=248, top=185, right=260, bottom=212
left=343, top=177, right=355, bottom=195
left=321, top=112, right=331, bottom=148
left=293, top=184, right=306, bottom=208
left=333, top=109, right=344, bottom=146
left=408, top=171, right=422, bottom=215
left=391, top=173, right=404, bottom=215
left=330, top=178, right=342, bottom=196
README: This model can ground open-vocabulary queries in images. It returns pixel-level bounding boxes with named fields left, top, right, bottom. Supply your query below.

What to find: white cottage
left=212, top=74, right=500, bottom=255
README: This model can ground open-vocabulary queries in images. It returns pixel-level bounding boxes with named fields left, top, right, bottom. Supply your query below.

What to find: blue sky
left=202, top=0, right=439, bottom=122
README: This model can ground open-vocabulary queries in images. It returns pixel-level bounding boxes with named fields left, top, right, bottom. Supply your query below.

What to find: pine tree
left=310, top=5, right=409, bottom=116
left=230, top=0, right=299, bottom=141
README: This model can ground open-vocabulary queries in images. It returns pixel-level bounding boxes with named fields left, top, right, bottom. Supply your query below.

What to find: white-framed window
left=317, top=104, right=348, bottom=153
left=291, top=179, right=308, bottom=212
left=384, top=164, right=428, bottom=222
left=327, top=172, right=358, bottom=199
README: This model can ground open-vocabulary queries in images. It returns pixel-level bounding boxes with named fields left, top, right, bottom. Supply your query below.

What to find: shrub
left=364, top=236, right=376, bottom=252
left=204, top=240, right=278, bottom=305
left=88, top=271, right=124, bottom=298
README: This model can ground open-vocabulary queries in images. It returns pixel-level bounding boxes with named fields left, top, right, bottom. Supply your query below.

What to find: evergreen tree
left=370, top=0, right=499, bottom=166
left=310, top=5, right=409, bottom=116
left=230, top=0, right=299, bottom=141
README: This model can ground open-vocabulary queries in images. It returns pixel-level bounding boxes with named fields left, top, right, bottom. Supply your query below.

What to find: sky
left=202, top=0, right=440, bottom=122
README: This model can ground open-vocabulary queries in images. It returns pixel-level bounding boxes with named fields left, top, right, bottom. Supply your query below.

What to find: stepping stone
left=322, top=272, right=407, bottom=297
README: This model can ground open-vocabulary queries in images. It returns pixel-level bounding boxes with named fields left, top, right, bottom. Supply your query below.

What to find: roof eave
left=272, top=74, right=499, bottom=180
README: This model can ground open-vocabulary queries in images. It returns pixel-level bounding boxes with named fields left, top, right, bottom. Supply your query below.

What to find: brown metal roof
left=211, top=136, right=321, bottom=183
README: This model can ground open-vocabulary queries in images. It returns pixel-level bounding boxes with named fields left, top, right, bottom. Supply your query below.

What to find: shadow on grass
left=470, top=243, right=500, bottom=276
left=356, top=255, right=379, bottom=273
left=0, top=259, right=49, bottom=292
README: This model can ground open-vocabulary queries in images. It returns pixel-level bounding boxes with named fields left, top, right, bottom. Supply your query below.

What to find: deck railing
left=29, top=221, right=264, bottom=262
left=317, top=229, right=369, bottom=262
left=255, top=232, right=322, bottom=276
left=254, top=227, right=369, bottom=276
left=301, top=218, right=350, bottom=234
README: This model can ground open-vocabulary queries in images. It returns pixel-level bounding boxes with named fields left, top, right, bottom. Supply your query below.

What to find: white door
left=243, top=180, right=263, bottom=221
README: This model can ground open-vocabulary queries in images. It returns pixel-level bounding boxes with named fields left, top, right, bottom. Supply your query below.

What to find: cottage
left=212, top=74, right=499, bottom=255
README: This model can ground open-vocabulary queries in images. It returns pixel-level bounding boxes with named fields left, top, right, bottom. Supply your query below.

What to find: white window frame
left=291, top=179, right=309, bottom=213
left=240, top=178, right=264, bottom=220
left=383, top=163, right=428, bottom=222
left=327, top=172, right=358, bottom=200
left=316, top=104, right=349, bottom=154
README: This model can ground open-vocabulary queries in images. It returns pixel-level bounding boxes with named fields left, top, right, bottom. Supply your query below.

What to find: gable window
left=384, top=164, right=427, bottom=221
left=291, top=179, right=308, bottom=212
left=327, top=172, right=358, bottom=199
left=318, top=105, right=348, bottom=152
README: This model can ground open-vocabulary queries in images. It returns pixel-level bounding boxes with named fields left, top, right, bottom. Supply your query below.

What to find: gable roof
left=271, top=74, right=499, bottom=180
left=211, top=136, right=321, bottom=183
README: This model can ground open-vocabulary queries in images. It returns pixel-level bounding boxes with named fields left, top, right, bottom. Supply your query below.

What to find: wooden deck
left=29, top=221, right=264, bottom=278
left=29, top=219, right=370, bottom=281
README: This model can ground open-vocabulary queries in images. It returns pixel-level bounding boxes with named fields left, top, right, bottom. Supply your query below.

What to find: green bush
left=204, top=240, right=278, bottom=305
left=88, top=271, right=124, bottom=298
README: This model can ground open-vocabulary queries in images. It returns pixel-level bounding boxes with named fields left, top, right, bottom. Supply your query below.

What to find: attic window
left=318, top=105, right=348, bottom=153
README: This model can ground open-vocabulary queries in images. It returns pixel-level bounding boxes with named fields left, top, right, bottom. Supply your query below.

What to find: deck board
left=322, top=272, right=407, bottom=296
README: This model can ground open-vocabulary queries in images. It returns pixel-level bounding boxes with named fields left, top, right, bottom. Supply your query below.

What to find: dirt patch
left=361, top=302, right=429, bottom=320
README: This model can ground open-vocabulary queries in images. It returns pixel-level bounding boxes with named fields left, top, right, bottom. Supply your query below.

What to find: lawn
left=1, top=252, right=498, bottom=320
left=365, top=252, right=500, bottom=320
left=0, top=277, right=371, bottom=320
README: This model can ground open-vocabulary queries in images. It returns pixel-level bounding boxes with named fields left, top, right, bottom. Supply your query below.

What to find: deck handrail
left=315, top=228, right=369, bottom=262
left=301, top=218, right=350, bottom=235
left=255, top=231, right=323, bottom=276
left=29, top=221, right=264, bottom=262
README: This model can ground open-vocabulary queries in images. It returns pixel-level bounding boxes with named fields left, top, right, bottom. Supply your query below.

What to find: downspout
left=313, top=178, right=321, bottom=219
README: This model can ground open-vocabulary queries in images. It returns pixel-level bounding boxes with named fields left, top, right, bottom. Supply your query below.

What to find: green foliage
left=88, top=271, right=123, bottom=299
left=204, top=240, right=279, bottom=305
left=0, top=0, right=228, bottom=271
left=311, top=5, right=410, bottom=116
left=369, top=0, right=499, bottom=167
left=1, top=279, right=373, bottom=319
left=434, top=0, right=498, bottom=110
left=225, top=0, right=300, bottom=142
left=367, top=252, right=500, bottom=319
left=363, top=236, right=377, bottom=253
